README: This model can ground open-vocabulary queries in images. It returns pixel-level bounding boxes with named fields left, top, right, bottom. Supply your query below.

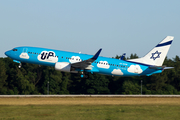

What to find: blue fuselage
left=5, top=46, right=162, bottom=76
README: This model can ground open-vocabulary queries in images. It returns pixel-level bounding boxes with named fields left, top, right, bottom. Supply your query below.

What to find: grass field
left=0, top=97, right=180, bottom=120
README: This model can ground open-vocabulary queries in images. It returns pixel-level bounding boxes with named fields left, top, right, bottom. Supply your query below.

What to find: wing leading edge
left=71, top=48, right=102, bottom=70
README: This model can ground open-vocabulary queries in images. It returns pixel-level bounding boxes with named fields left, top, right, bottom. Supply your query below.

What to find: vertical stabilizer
left=127, top=36, right=174, bottom=66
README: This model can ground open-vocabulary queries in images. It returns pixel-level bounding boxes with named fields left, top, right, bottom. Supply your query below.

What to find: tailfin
left=127, top=36, right=174, bottom=66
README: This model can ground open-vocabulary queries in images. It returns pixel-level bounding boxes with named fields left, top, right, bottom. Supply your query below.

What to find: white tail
left=127, top=36, right=174, bottom=66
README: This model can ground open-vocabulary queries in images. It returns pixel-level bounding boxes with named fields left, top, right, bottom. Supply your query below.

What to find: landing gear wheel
left=18, top=63, right=22, bottom=68
left=80, top=71, right=89, bottom=78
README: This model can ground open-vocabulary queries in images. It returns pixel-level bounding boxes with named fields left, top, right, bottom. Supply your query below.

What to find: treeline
left=0, top=54, right=180, bottom=95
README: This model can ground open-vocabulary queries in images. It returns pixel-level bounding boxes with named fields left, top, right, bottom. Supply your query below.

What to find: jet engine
left=55, top=62, right=78, bottom=73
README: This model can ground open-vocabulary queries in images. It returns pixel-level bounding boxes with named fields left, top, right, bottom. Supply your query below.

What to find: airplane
left=5, top=36, right=174, bottom=78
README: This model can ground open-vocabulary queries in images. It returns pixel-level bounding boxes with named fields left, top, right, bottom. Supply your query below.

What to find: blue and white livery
left=5, top=36, right=174, bottom=78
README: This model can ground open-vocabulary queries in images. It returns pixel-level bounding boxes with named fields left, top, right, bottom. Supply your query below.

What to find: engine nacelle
left=55, top=62, right=71, bottom=72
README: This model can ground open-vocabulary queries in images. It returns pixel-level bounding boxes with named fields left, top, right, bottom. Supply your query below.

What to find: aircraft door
left=23, top=48, right=28, bottom=53
left=19, top=48, right=29, bottom=59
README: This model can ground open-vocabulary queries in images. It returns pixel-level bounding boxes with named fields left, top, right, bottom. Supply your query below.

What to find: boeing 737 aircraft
left=5, top=36, right=174, bottom=78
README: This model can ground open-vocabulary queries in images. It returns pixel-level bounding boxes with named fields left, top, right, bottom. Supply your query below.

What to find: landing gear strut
left=80, top=71, right=88, bottom=78
left=18, top=63, right=22, bottom=68
left=13, top=60, right=22, bottom=68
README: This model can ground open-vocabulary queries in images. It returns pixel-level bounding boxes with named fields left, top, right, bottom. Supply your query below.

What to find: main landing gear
left=80, top=71, right=88, bottom=78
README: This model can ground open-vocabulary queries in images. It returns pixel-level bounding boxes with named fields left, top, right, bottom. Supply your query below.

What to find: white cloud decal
left=69, top=56, right=81, bottom=63
left=128, top=65, right=143, bottom=74
left=37, top=51, right=58, bottom=63
left=20, top=53, right=29, bottom=59
left=111, top=69, right=123, bottom=75
left=97, top=61, right=110, bottom=69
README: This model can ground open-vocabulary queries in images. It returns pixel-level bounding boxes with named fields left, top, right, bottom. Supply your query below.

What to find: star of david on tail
left=150, top=51, right=161, bottom=60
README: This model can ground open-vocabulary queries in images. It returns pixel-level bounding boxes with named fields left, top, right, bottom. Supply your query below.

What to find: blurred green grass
left=0, top=105, right=180, bottom=120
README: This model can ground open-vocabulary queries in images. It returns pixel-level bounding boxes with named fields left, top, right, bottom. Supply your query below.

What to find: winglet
left=92, top=48, right=102, bottom=60
left=119, top=53, right=126, bottom=60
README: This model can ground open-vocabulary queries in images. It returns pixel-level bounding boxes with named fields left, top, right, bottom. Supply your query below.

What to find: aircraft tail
left=127, top=36, right=174, bottom=66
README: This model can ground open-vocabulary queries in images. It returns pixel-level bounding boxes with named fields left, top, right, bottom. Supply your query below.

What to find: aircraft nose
left=5, top=50, right=11, bottom=57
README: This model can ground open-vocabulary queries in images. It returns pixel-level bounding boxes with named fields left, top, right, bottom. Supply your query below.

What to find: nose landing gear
left=13, top=60, right=22, bottom=68
left=18, top=63, right=22, bottom=68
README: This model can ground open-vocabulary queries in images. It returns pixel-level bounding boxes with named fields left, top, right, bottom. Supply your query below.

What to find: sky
left=1, top=0, right=180, bottom=59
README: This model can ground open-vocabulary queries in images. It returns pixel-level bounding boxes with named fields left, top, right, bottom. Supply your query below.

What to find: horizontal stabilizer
left=149, top=66, right=166, bottom=70
left=149, top=66, right=174, bottom=70
left=164, top=67, right=174, bottom=69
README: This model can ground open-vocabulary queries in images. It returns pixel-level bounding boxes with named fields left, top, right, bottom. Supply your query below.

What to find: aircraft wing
left=71, top=48, right=102, bottom=70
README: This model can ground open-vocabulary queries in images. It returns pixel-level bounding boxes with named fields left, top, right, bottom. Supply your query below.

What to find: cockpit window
left=12, top=49, right=17, bottom=51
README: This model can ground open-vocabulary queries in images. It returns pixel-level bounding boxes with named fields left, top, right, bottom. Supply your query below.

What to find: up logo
left=41, top=51, right=55, bottom=60
left=38, top=51, right=58, bottom=63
